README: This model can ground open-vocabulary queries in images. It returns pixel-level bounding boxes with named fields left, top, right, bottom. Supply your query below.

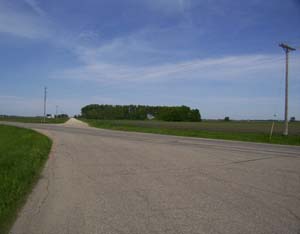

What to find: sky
left=0, top=0, right=300, bottom=119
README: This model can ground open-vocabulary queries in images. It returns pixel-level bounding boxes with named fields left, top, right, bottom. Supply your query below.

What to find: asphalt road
left=3, top=118, right=300, bottom=234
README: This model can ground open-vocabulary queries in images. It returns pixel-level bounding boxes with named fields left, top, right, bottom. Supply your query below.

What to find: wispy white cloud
left=58, top=24, right=300, bottom=84
left=52, top=53, right=291, bottom=84
left=73, top=23, right=205, bottom=66
left=0, top=1, right=49, bottom=39
left=24, top=0, right=45, bottom=16
left=74, top=37, right=163, bottom=66
left=142, top=0, right=191, bottom=15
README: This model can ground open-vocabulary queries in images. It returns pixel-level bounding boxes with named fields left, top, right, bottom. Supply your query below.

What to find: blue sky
left=0, top=0, right=300, bottom=119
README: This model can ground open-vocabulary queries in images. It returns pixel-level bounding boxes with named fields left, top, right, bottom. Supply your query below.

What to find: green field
left=0, top=116, right=69, bottom=124
left=0, top=125, right=52, bottom=233
left=81, top=119, right=300, bottom=146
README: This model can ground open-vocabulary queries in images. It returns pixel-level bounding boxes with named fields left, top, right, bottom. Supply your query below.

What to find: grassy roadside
left=81, top=119, right=300, bottom=146
left=0, top=116, right=69, bottom=124
left=0, top=125, right=52, bottom=233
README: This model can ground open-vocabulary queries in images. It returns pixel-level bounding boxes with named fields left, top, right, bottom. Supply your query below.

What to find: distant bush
left=55, top=114, right=68, bottom=118
left=224, top=116, right=230, bottom=121
left=81, top=104, right=201, bottom=122
left=290, top=117, right=296, bottom=122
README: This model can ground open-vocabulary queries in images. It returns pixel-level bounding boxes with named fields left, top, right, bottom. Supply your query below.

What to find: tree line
left=81, top=104, right=201, bottom=122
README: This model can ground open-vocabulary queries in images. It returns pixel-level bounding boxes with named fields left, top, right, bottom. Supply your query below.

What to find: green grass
left=81, top=119, right=300, bottom=146
left=0, top=116, right=69, bottom=124
left=0, top=125, right=52, bottom=233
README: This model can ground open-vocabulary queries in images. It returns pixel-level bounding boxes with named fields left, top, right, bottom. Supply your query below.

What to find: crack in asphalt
left=230, top=156, right=280, bottom=164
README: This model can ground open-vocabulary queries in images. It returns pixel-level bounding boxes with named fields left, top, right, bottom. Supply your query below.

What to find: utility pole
left=43, top=86, right=47, bottom=123
left=56, top=105, right=58, bottom=118
left=279, top=43, right=296, bottom=136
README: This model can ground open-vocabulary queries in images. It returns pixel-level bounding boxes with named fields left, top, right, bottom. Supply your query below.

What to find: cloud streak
left=24, top=0, right=46, bottom=16
left=0, top=0, right=49, bottom=39
left=142, top=0, right=191, bottom=15
left=53, top=54, right=291, bottom=84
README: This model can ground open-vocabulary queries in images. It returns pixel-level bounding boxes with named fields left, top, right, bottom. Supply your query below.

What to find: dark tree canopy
left=55, top=114, right=68, bottom=118
left=81, top=104, right=201, bottom=122
left=224, top=116, right=230, bottom=121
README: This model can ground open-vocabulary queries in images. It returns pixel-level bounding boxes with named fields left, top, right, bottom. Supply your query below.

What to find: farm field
left=0, top=116, right=69, bottom=124
left=0, top=125, right=52, bottom=234
left=81, top=119, right=300, bottom=145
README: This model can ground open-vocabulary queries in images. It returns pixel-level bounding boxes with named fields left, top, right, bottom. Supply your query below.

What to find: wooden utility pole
left=279, top=43, right=296, bottom=136
left=43, top=86, right=47, bottom=123
left=56, top=105, right=58, bottom=117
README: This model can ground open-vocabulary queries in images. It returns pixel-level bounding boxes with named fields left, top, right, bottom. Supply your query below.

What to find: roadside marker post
left=269, top=114, right=277, bottom=141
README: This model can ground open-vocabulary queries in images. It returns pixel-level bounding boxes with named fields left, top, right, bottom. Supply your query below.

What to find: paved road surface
left=2, top=119, right=300, bottom=234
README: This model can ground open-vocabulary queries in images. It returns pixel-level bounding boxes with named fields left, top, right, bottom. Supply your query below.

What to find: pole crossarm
left=279, top=43, right=296, bottom=52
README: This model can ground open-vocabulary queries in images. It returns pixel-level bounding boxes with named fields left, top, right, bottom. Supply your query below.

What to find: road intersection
left=3, top=118, right=300, bottom=234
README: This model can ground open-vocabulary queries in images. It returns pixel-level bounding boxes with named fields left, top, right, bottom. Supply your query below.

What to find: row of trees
left=55, top=114, right=69, bottom=118
left=81, top=104, right=201, bottom=122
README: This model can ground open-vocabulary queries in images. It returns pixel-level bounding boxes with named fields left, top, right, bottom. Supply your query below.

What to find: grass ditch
left=0, top=125, right=52, bottom=233
left=81, top=119, right=300, bottom=146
